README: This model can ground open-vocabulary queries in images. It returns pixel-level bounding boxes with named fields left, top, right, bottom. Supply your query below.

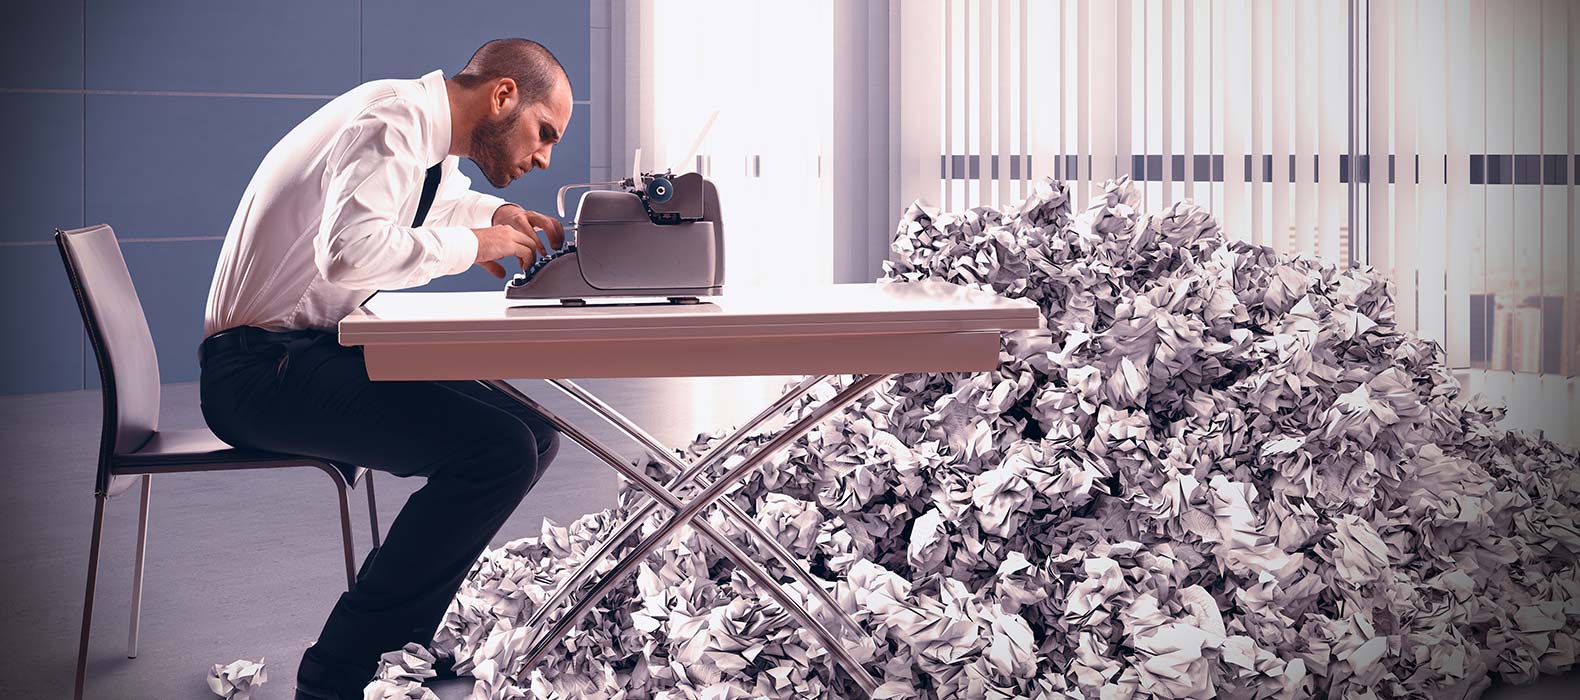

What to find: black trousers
left=198, top=326, right=559, bottom=696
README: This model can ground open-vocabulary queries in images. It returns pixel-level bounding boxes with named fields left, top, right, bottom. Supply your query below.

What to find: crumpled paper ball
left=393, top=176, right=1578, bottom=699
left=363, top=643, right=441, bottom=700
left=207, top=657, right=267, bottom=699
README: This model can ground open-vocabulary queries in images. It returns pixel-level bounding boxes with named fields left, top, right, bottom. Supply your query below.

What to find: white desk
left=340, top=280, right=1035, bottom=379
left=340, top=281, right=1039, bottom=695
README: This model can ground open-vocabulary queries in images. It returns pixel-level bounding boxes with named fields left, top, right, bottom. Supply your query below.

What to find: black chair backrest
left=55, top=224, right=160, bottom=494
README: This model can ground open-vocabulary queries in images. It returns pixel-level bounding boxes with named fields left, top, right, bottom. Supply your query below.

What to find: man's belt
left=198, top=326, right=328, bottom=367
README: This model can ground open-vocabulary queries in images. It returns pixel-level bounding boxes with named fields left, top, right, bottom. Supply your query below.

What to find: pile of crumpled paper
left=419, top=178, right=1580, bottom=699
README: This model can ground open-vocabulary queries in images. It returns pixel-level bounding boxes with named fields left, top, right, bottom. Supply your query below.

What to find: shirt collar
left=419, top=69, right=451, bottom=168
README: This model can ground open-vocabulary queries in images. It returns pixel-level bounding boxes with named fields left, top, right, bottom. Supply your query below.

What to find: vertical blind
left=900, top=1, right=1361, bottom=259
left=1370, top=0, right=1577, bottom=379
left=615, top=0, right=1575, bottom=442
left=895, top=0, right=1576, bottom=385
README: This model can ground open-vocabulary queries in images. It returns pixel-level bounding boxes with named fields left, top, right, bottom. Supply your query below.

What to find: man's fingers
left=479, top=260, right=506, bottom=278
left=500, top=209, right=567, bottom=251
left=511, top=228, right=547, bottom=258
left=520, top=211, right=566, bottom=249
left=516, top=243, right=546, bottom=265
left=505, top=210, right=568, bottom=251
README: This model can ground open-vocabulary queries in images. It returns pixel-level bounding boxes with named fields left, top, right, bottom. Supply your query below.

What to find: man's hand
left=471, top=224, right=546, bottom=279
left=494, top=204, right=565, bottom=266
left=473, top=205, right=566, bottom=278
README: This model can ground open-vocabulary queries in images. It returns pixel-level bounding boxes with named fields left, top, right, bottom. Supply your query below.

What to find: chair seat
left=113, top=428, right=361, bottom=483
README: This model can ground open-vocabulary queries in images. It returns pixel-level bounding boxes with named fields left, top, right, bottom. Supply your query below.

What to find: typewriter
left=505, top=169, right=725, bottom=305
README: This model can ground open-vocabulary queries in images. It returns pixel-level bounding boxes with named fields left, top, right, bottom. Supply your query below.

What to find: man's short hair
left=452, top=38, right=569, bottom=106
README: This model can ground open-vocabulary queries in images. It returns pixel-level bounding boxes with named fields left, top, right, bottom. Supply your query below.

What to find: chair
left=56, top=224, right=382, bottom=700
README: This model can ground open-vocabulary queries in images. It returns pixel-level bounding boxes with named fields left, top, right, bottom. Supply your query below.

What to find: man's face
left=469, top=79, right=573, bottom=188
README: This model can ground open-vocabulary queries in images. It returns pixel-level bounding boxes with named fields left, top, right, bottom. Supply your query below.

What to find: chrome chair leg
left=335, top=481, right=355, bottom=590
left=75, top=493, right=108, bottom=700
left=364, top=472, right=381, bottom=548
left=127, top=475, right=151, bottom=658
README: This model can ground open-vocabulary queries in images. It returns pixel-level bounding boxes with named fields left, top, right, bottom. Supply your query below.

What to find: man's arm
left=423, top=161, right=566, bottom=278
left=313, top=101, right=480, bottom=289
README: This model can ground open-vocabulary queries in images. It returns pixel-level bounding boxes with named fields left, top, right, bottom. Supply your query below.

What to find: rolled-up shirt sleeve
left=313, top=99, right=478, bottom=289
left=425, top=158, right=513, bottom=229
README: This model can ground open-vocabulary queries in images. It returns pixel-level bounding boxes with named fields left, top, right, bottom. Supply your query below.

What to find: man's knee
left=523, top=428, right=560, bottom=492
left=461, top=418, right=543, bottom=488
left=536, top=428, right=561, bottom=464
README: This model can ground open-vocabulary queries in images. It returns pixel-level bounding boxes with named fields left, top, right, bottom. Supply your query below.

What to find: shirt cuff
left=431, top=226, right=478, bottom=276
left=457, top=191, right=513, bottom=228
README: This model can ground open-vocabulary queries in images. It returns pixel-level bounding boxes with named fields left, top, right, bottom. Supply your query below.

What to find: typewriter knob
left=645, top=176, right=673, bottom=203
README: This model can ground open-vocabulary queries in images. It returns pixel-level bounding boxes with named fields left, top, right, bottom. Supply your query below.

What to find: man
left=199, top=39, right=571, bottom=699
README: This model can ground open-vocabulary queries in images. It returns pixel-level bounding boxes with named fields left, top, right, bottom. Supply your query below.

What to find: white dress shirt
left=204, top=70, right=509, bottom=336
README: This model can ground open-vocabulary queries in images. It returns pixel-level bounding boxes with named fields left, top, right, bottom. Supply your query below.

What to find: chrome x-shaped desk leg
left=508, top=375, right=829, bottom=645
left=542, top=377, right=873, bottom=640
left=483, top=375, right=890, bottom=695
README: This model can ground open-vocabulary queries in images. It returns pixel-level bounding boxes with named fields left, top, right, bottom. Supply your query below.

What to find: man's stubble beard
left=469, top=106, right=523, bottom=188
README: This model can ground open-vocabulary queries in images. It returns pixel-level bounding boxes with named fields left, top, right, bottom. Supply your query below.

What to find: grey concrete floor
left=0, top=377, right=789, bottom=699
left=1, top=378, right=1577, bottom=699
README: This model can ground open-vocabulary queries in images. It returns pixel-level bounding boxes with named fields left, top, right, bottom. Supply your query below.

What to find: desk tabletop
left=340, top=281, right=1039, bottom=379
left=340, top=281, right=1039, bottom=344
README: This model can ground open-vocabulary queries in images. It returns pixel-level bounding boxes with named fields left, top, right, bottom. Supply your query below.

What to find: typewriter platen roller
left=505, top=171, right=725, bottom=304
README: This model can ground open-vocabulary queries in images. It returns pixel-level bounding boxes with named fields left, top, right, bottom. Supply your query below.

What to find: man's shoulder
left=285, top=74, right=435, bottom=162
left=341, top=76, right=429, bottom=123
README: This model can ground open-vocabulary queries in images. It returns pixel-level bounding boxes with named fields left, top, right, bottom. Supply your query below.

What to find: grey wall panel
left=0, top=93, right=84, bottom=243
left=82, top=239, right=224, bottom=389
left=0, top=246, right=86, bottom=394
left=0, top=0, right=83, bottom=90
left=4, top=2, right=596, bottom=396
left=85, top=0, right=360, bottom=94
left=360, top=0, right=590, bottom=100
left=85, top=94, right=328, bottom=239
left=589, top=25, right=609, bottom=169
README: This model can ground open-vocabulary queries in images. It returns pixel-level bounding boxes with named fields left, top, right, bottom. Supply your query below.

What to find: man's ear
left=491, top=78, right=519, bottom=116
